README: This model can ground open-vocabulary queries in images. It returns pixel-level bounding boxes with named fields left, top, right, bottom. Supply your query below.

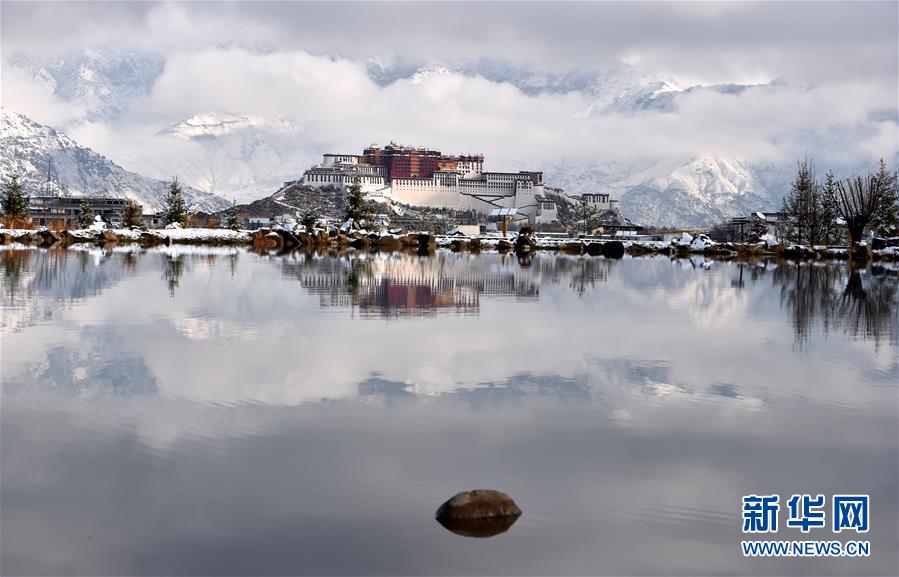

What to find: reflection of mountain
left=775, top=262, right=898, bottom=349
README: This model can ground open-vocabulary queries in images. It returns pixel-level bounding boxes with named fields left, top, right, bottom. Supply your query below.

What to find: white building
left=581, top=193, right=619, bottom=212
left=534, top=196, right=559, bottom=225
left=302, top=163, right=389, bottom=195
left=302, top=148, right=550, bottom=224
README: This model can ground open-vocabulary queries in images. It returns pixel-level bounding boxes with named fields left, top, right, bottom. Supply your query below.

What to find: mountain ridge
left=0, top=108, right=229, bottom=213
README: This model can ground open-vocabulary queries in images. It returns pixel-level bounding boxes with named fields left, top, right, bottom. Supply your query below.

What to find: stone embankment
left=2, top=227, right=896, bottom=261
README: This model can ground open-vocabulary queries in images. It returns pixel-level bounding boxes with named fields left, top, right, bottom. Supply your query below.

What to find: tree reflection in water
left=162, top=254, right=186, bottom=298
left=775, top=261, right=898, bottom=349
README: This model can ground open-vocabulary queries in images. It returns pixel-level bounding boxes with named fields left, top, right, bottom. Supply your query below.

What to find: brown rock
left=349, top=236, right=371, bottom=250
left=585, top=242, right=603, bottom=256
left=376, top=235, right=402, bottom=251
left=400, top=233, right=420, bottom=248
left=37, top=229, right=63, bottom=246
left=450, top=239, right=470, bottom=251
left=601, top=241, right=625, bottom=259
left=435, top=490, right=522, bottom=523
left=560, top=241, right=584, bottom=254
left=417, top=233, right=437, bottom=251
left=514, top=234, right=536, bottom=253
left=265, top=231, right=284, bottom=251
left=436, top=515, right=520, bottom=538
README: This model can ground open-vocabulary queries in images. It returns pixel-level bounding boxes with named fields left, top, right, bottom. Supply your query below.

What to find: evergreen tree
left=781, top=158, right=839, bottom=245
left=1, top=173, right=30, bottom=221
left=300, top=209, right=318, bottom=232
left=871, top=158, right=898, bottom=236
left=343, top=179, right=369, bottom=225
left=163, top=177, right=187, bottom=226
left=576, top=195, right=599, bottom=235
left=79, top=198, right=94, bottom=228
left=122, top=199, right=143, bottom=228
left=820, top=170, right=840, bottom=244
left=226, top=199, right=241, bottom=230
left=748, top=218, right=768, bottom=243
left=782, top=158, right=816, bottom=244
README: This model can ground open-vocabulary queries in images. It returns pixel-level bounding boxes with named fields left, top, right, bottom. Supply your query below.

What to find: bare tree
left=832, top=175, right=881, bottom=247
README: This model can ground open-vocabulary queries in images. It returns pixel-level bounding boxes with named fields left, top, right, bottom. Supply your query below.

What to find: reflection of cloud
left=5, top=331, right=157, bottom=397
left=2, top=389, right=896, bottom=575
left=172, top=312, right=259, bottom=342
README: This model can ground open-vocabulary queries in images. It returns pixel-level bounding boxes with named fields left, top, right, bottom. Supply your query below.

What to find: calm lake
left=1, top=246, right=897, bottom=576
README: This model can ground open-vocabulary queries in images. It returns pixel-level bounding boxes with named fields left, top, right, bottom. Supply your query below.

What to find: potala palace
left=302, top=143, right=618, bottom=225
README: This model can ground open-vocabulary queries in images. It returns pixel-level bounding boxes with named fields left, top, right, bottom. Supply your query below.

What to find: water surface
left=2, top=246, right=897, bottom=575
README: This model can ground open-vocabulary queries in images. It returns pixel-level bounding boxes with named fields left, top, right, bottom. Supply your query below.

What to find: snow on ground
left=157, top=228, right=251, bottom=242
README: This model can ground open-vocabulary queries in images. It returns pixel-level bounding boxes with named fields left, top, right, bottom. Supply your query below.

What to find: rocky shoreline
left=2, top=227, right=896, bottom=262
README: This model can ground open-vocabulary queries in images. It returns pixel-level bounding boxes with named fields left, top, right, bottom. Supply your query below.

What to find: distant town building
left=29, top=196, right=136, bottom=227
left=581, top=193, right=619, bottom=212
left=751, top=211, right=790, bottom=237
left=534, top=195, right=559, bottom=225
left=245, top=217, right=272, bottom=230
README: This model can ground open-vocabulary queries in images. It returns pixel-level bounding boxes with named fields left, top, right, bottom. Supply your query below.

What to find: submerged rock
left=437, top=514, right=521, bottom=538
left=435, top=489, right=521, bottom=521
left=435, top=490, right=522, bottom=538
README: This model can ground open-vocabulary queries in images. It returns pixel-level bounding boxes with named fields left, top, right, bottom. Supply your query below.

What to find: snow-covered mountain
left=0, top=108, right=229, bottom=213
left=543, top=156, right=787, bottom=227
left=160, top=111, right=317, bottom=199
left=9, top=48, right=165, bottom=121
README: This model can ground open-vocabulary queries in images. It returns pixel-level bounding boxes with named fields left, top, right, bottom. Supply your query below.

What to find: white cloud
left=0, top=65, right=87, bottom=126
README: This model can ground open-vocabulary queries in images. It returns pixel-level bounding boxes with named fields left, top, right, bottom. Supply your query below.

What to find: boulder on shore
left=417, top=233, right=437, bottom=251
left=349, top=236, right=371, bottom=250
left=376, top=235, right=402, bottom=251
left=400, top=233, right=420, bottom=248
left=450, top=238, right=470, bottom=252
left=601, top=240, right=625, bottom=259
left=514, top=234, right=537, bottom=253
left=560, top=241, right=584, bottom=255
left=585, top=242, right=603, bottom=256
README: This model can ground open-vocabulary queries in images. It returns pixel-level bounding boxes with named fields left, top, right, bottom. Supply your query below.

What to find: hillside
left=0, top=108, right=229, bottom=213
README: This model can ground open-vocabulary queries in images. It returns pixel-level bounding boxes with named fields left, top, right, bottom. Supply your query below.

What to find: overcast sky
left=1, top=1, right=897, bottom=194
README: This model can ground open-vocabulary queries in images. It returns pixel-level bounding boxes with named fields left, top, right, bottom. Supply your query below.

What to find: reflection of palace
left=286, top=254, right=543, bottom=318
